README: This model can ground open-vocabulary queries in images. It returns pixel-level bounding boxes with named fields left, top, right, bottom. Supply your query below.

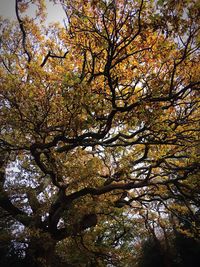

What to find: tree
left=0, top=0, right=199, bottom=266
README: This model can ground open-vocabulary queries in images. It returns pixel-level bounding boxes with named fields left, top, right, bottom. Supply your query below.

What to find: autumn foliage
left=0, top=0, right=200, bottom=266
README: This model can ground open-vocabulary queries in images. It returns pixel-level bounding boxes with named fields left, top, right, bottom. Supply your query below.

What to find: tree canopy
left=0, top=0, right=200, bottom=266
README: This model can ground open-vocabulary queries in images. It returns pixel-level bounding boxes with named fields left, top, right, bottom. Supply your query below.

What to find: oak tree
left=0, top=0, right=199, bottom=266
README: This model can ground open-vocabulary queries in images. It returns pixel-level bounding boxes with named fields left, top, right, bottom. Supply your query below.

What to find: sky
left=0, top=0, right=66, bottom=25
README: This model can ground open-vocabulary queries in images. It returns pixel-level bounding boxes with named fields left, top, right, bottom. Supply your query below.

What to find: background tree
left=0, top=0, right=199, bottom=266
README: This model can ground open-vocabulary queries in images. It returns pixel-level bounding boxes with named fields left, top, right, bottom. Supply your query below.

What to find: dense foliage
left=0, top=0, right=199, bottom=266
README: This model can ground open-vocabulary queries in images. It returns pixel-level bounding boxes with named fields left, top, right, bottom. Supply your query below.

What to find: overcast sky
left=0, top=0, right=66, bottom=25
